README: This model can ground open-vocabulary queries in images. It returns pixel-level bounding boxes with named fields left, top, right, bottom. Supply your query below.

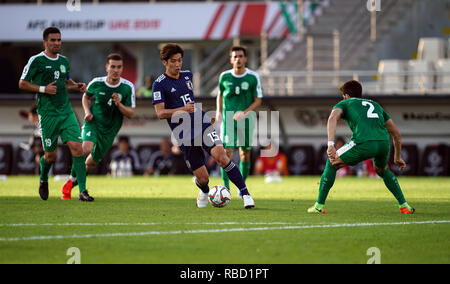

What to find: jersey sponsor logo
left=186, top=80, right=193, bottom=90
left=241, top=81, right=249, bottom=90
left=171, top=88, right=177, bottom=93
left=45, top=66, right=52, bottom=69
left=99, top=92, right=105, bottom=95
left=153, top=91, right=161, bottom=101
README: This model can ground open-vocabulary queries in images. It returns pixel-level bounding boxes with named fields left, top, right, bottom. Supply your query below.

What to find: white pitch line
left=0, top=220, right=448, bottom=242
left=0, top=222, right=304, bottom=227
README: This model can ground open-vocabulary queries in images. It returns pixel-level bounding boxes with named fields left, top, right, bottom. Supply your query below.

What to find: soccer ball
left=208, top=185, right=231, bottom=208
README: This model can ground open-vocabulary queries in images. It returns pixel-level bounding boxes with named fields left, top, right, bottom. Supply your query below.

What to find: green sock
left=317, top=159, right=337, bottom=205
left=39, top=156, right=53, bottom=183
left=72, top=156, right=87, bottom=193
left=70, top=165, right=76, bottom=178
left=377, top=169, right=406, bottom=205
left=239, top=160, right=251, bottom=181
left=220, top=167, right=230, bottom=189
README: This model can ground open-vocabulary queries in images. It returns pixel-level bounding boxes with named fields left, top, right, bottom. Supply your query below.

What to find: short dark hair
left=230, top=45, right=247, bottom=57
left=339, top=80, right=362, bottom=98
left=43, top=27, right=61, bottom=41
left=118, top=136, right=129, bottom=144
left=160, top=43, right=184, bottom=61
left=107, top=53, right=123, bottom=64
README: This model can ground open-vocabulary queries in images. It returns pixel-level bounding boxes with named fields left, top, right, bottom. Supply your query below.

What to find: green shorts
left=221, top=115, right=256, bottom=152
left=337, top=140, right=390, bottom=169
left=38, top=111, right=82, bottom=152
left=82, top=121, right=117, bottom=164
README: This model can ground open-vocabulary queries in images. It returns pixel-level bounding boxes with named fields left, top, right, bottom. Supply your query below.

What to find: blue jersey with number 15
left=152, top=70, right=210, bottom=141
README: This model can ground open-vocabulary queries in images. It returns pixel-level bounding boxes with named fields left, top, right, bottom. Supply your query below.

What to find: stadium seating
left=435, top=59, right=450, bottom=93
left=377, top=60, right=406, bottom=94
left=136, top=143, right=160, bottom=174
left=417, top=38, right=446, bottom=61
left=0, top=143, right=13, bottom=175
left=405, top=60, right=435, bottom=94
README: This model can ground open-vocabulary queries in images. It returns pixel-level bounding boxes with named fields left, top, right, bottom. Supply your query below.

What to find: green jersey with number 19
left=85, top=76, right=135, bottom=133
left=20, top=52, right=72, bottom=116
left=333, top=97, right=391, bottom=143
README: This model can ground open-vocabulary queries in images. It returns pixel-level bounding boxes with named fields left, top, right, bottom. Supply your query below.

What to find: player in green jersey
left=307, top=80, right=414, bottom=214
left=61, top=53, right=136, bottom=199
left=215, top=46, right=262, bottom=195
left=18, top=27, right=93, bottom=202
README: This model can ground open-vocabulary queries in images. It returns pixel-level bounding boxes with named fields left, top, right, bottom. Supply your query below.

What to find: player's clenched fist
left=184, top=102, right=196, bottom=113
left=112, top=93, right=121, bottom=106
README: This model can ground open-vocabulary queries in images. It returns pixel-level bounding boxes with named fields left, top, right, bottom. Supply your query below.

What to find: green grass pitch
left=0, top=175, right=449, bottom=264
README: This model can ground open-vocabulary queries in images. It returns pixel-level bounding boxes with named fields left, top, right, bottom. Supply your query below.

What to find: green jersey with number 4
left=85, top=76, right=135, bottom=133
left=20, top=52, right=72, bottom=116
left=333, top=98, right=391, bottom=143
left=219, top=68, right=263, bottom=114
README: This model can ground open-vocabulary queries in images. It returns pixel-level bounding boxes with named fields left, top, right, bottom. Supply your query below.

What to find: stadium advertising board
left=0, top=2, right=296, bottom=41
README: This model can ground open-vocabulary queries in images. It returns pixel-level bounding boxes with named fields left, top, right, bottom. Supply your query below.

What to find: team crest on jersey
left=241, top=81, right=249, bottom=90
left=186, top=80, right=193, bottom=90
left=60, top=65, right=66, bottom=73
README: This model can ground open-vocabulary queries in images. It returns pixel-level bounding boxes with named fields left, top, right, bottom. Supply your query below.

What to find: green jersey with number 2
left=333, top=97, right=391, bottom=143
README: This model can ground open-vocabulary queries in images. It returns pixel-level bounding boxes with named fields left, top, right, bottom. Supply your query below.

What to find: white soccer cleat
left=197, top=191, right=209, bottom=208
left=243, top=195, right=255, bottom=209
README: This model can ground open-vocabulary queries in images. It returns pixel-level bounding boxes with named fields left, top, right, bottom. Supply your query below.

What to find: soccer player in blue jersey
left=152, top=43, right=255, bottom=209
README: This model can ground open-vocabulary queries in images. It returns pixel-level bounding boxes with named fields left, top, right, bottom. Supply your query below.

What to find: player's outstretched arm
left=66, top=78, right=86, bottom=93
left=154, top=102, right=195, bottom=120
left=385, top=118, right=406, bottom=170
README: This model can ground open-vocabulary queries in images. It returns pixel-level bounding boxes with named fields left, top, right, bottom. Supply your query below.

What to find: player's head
left=42, top=27, right=61, bottom=55
left=118, top=135, right=130, bottom=154
left=160, top=43, right=184, bottom=77
left=230, top=46, right=247, bottom=70
left=339, top=80, right=362, bottom=99
left=106, top=53, right=123, bottom=82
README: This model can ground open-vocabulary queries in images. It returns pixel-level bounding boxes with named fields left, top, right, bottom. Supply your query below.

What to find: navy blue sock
left=223, top=161, right=250, bottom=196
left=195, top=178, right=210, bottom=194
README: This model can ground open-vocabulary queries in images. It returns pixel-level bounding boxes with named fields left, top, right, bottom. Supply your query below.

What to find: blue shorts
left=179, top=125, right=222, bottom=172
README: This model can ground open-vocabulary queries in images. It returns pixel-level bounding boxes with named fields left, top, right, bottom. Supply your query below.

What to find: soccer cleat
left=79, top=190, right=94, bottom=202
left=197, top=191, right=209, bottom=208
left=61, top=178, right=73, bottom=200
left=243, top=195, right=255, bottom=209
left=39, top=181, right=49, bottom=201
left=307, top=202, right=325, bottom=214
left=399, top=203, right=415, bottom=214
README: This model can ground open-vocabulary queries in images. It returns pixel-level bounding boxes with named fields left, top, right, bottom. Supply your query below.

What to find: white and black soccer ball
left=208, top=185, right=231, bottom=208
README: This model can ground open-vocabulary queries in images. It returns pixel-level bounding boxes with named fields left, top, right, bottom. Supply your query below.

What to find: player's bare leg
left=211, top=145, right=254, bottom=208
left=192, top=166, right=210, bottom=208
